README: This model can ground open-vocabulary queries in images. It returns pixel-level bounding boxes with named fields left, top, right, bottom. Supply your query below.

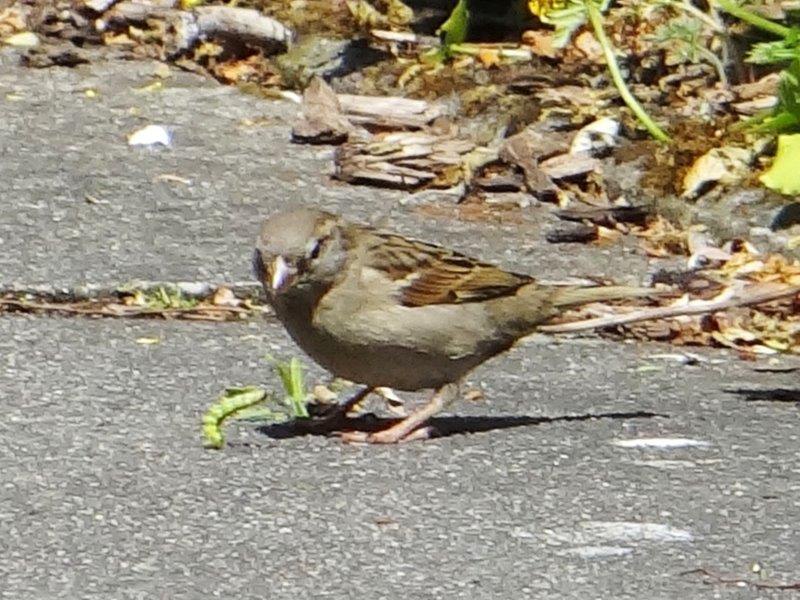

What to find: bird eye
left=307, top=239, right=322, bottom=260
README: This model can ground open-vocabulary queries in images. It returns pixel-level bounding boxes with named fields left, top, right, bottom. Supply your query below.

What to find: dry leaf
left=3, top=31, right=38, bottom=47
left=477, top=48, right=501, bottom=67
left=522, top=30, right=557, bottom=58
left=211, top=287, right=240, bottom=307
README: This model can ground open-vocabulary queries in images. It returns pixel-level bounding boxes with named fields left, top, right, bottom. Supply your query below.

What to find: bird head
left=254, top=208, right=346, bottom=297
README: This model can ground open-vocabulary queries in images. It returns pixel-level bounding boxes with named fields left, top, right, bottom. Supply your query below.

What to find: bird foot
left=339, top=425, right=434, bottom=444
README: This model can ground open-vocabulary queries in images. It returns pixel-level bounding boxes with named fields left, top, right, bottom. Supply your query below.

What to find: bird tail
left=550, top=285, right=663, bottom=308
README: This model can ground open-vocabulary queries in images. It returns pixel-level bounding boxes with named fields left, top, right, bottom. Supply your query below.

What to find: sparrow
left=254, top=208, right=658, bottom=444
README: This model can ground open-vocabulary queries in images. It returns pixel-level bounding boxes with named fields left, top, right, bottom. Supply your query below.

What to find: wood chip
left=292, top=76, right=355, bottom=144
left=733, top=73, right=781, bottom=100
left=556, top=205, right=649, bottom=227
left=335, top=131, right=479, bottom=189
left=83, top=0, right=119, bottom=12
left=539, top=153, right=600, bottom=180
left=546, top=223, right=598, bottom=244
left=338, top=94, right=447, bottom=129
left=732, top=96, right=778, bottom=116
left=681, top=146, right=755, bottom=199
left=99, top=2, right=293, bottom=55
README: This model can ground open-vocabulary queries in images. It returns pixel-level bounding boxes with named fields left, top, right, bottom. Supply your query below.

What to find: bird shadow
left=257, top=410, right=667, bottom=441
left=726, top=387, right=800, bottom=404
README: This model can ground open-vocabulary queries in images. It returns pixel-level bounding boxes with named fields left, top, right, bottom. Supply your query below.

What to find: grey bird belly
left=294, top=335, right=483, bottom=390
left=273, top=297, right=513, bottom=391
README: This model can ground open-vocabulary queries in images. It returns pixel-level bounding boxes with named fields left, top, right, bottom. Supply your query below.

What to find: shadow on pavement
left=727, top=388, right=800, bottom=403
left=258, top=410, right=667, bottom=440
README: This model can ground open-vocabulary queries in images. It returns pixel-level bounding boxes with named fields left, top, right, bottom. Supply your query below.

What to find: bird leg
left=341, top=384, right=457, bottom=444
left=299, top=386, right=374, bottom=434
left=374, top=387, right=407, bottom=416
left=324, top=386, right=374, bottom=420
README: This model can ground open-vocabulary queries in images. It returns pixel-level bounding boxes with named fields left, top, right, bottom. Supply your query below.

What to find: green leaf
left=272, top=356, right=310, bottom=418
left=753, top=59, right=800, bottom=134
left=778, top=60, right=800, bottom=119
left=760, top=133, right=800, bottom=194
left=747, top=38, right=800, bottom=65
left=438, top=0, right=469, bottom=48
left=541, top=2, right=588, bottom=48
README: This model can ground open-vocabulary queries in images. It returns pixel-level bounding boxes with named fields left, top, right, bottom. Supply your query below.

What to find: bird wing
left=361, top=231, right=533, bottom=307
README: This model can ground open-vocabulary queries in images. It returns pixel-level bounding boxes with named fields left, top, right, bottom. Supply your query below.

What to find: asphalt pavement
left=0, top=51, right=655, bottom=289
left=1, top=50, right=799, bottom=599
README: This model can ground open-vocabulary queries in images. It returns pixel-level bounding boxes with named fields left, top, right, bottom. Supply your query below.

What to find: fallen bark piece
left=346, top=0, right=414, bottom=29
left=570, top=117, right=619, bottom=157
left=83, top=0, right=120, bottom=11
left=732, top=96, right=778, bottom=115
left=99, top=2, right=181, bottom=29
left=194, top=6, right=294, bottom=49
left=292, top=79, right=447, bottom=144
left=500, top=123, right=570, bottom=163
left=546, top=223, right=598, bottom=244
left=539, top=153, right=601, bottom=180
left=498, top=125, right=566, bottom=198
left=556, top=205, right=649, bottom=227
left=292, top=77, right=357, bottom=144
left=98, top=2, right=293, bottom=55
left=733, top=73, right=781, bottom=100
left=22, top=41, right=93, bottom=68
left=0, top=280, right=266, bottom=323
left=473, top=172, right=524, bottom=192
left=369, top=29, right=437, bottom=48
left=682, top=146, right=755, bottom=199
left=335, top=131, right=481, bottom=189
left=537, top=85, right=610, bottom=109
left=731, top=73, right=780, bottom=115
left=337, top=94, right=447, bottom=129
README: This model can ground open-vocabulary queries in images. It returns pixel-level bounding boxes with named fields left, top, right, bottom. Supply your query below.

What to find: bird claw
left=339, top=426, right=434, bottom=445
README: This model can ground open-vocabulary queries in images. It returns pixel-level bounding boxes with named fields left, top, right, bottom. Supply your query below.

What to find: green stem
left=755, top=112, right=799, bottom=133
left=699, top=46, right=729, bottom=86
left=714, top=0, right=792, bottom=38
left=585, top=2, right=670, bottom=142
left=449, top=43, right=533, bottom=61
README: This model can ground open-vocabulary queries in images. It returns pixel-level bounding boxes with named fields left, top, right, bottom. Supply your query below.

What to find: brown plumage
left=255, top=208, right=660, bottom=443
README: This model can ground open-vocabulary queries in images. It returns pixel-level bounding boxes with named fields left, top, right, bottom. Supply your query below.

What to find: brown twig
left=541, top=284, right=800, bottom=334
left=680, top=568, right=800, bottom=590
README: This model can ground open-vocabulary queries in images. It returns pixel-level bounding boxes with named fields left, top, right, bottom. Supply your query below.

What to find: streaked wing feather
left=364, top=231, right=533, bottom=307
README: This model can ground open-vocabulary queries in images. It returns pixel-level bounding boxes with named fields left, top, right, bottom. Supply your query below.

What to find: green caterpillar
left=202, top=386, right=268, bottom=449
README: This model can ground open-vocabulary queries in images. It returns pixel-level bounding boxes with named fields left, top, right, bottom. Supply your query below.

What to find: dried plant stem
left=540, top=284, right=800, bottom=334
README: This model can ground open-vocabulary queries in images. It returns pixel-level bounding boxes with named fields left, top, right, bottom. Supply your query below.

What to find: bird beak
left=269, top=255, right=296, bottom=292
